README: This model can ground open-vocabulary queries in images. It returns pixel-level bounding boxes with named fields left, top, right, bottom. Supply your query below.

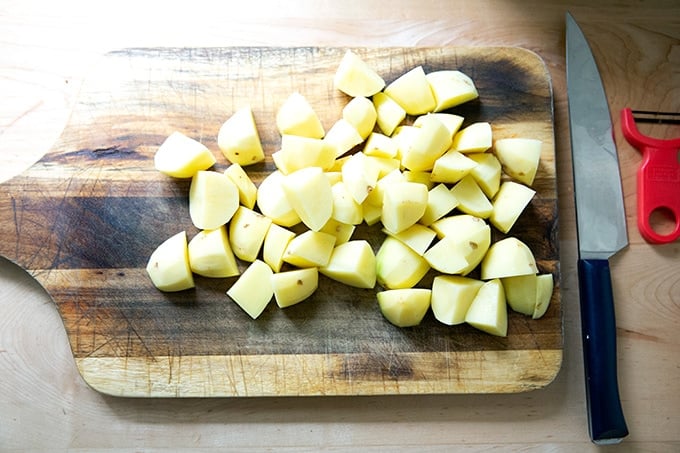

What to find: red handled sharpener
left=621, top=108, right=680, bottom=244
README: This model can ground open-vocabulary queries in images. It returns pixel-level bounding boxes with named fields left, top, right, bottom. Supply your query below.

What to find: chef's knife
left=566, top=12, right=629, bottom=444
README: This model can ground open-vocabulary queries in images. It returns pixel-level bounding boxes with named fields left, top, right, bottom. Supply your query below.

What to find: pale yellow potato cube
left=372, top=92, right=406, bottom=136
left=324, top=119, right=364, bottom=158
left=282, top=166, right=333, bottom=231
left=493, top=138, right=542, bottom=186
left=502, top=273, right=554, bottom=319
left=364, top=154, right=401, bottom=179
left=325, top=171, right=343, bottom=186
left=425, top=70, right=479, bottom=112
left=331, top=181, right=364, bottom=225
left=431, top=275, right=484, bottom=326
left=320, top=240, right=377, bottom=289
left=481, top=237, right=538, bottom=280
left=229, top=206, right=272, bottom=262
left=319, top=218, right=356, bottom=245
left=283, top=230, right=336, bottom=268
left=419, top=183, right=459, bottom=226
left=490, top=181, right=536, bottom=233
left=430, top=149, right=478, bottom=184
left=364, top=155, right=401, bottom=179
left=227, top=260, right=273, bottom=319
left=377, top=288, right=432, bottom=327
left=413, top=112, right=464, bottom=138
left=465, top=279, right=507, bottom=337
left=391, top=125, right=418, bottom=161
left=154, top=131, right=216, bottom=178
left=400, top=115, right=452, bottom=172
left=146, top=231, right=195, bottom=292
left=274, top=135, right=336, bottom=174
left=217, top=106, right=265, bottom=166
left=333, top=50, right=385, bottom=97
left=430, top=214, right=488, bottom=239
left=341, top=151, right=381, bottom=204
left=362, top=203, right=383, bottom=226
left=224, top=163, right=257, bottom=209
left=468, top=152, right=502, bottom=198
left=533, top=274, right=554, bottom=319
left=363, top=132, right=398, bottom=159
left=451, top=122, right=492, bottom=153
left=342, top=96, right=377, bottom=139
left=364, top=168, right=404, bottom=207
left=276, top=92, right=325, bottom=139
left=450, top=175, right=493, bottom=218
left=423, top=225, right=490, bottom=275
left=327, top=155, right=350, bottom=172
left=502, top=274, right=538, bottom=316
left=381, top=182, right=429, bottom=234
left=189, top=170, right=239, bottom=230
left=402, top=170, right=434, bottom=190
left=376, top=236, right=430, bottom=289
left=384, top=66, right=436, bottom=115
left=263, top=224, right=296, bottom=273
left=188, top=226, right=240, bottom=278
left=382, top=223, right=437, bottom=256
left=272, top=267, right=319, bottom=308
left=256, top=171, right=301, bottom=227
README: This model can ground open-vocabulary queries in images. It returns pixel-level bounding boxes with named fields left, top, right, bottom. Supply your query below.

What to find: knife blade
left=565, top=12, right=629, bottom=444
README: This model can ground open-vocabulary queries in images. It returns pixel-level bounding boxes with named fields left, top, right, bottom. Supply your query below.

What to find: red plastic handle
left=621, top=108, right=680, bottom=244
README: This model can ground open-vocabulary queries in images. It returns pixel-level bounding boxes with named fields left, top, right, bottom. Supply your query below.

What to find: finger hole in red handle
left=641, top=206, right=680, bottom=243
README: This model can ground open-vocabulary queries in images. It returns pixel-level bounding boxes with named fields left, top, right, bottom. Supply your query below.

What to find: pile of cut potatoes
left=147, top=50, right=554, bottom=337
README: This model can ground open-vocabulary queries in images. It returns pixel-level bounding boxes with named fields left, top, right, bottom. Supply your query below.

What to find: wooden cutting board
left=0, top=47, right=561, bottom=397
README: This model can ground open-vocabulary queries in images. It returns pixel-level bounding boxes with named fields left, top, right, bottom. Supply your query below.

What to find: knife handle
left=577, top=258, right=629, bottom=444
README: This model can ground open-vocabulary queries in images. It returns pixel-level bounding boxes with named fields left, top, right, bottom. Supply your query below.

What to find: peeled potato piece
left=154, top=131, right=216, bottom=178
left=372, top=92, right=406, bottom=136
left=384, top=66, right=436, bottom=115
left=320, top=240, right=377, bottom=289
left=146, top=231, right=194, bottom=292
left=217, top=106, right=265, bottom=166
left=376, top=236, right=430, bottom=289
left=465, top=279, right=508, bottom=337
left=189, top=170, right=239, bottom=230
left=188, top=226, right=240, bottom=278
left=378, top=288, right=432, bottom=327
left=272, top=267, right=319, bottom=308
left=431, top=275, right=484, bottom=325
left=276, top=92, right=325, bottom=138
left=342, top=96, right=377, bottom=140
left=229, top=206, right=272, bottom=263
left=426, top=70, right=479, bottom=112
left=334, top=50, right=385, bottom=97
left=227, top=260, right=274, bottom=319
left=481, top=237, right=538, bottom=280
left=493, top=138, right=542, bottom=186
left=282, top=167, right=334, bottom=231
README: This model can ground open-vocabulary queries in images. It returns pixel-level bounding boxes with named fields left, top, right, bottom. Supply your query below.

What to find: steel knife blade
left=566, top=12, right=629, bottom=444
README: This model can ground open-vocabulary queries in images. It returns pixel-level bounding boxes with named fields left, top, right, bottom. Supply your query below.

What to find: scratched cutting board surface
left=0, top=47, right=560, bottom=397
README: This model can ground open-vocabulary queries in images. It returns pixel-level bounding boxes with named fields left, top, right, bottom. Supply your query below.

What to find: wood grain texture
left=0, top=47, right=560, bottom=397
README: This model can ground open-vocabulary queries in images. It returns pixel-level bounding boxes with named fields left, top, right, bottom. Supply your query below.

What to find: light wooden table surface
left=1, top=1, right=678, bottom=451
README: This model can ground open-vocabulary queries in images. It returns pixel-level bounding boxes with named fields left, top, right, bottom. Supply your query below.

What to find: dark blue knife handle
left=578, top=258, right=629, bottom=444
